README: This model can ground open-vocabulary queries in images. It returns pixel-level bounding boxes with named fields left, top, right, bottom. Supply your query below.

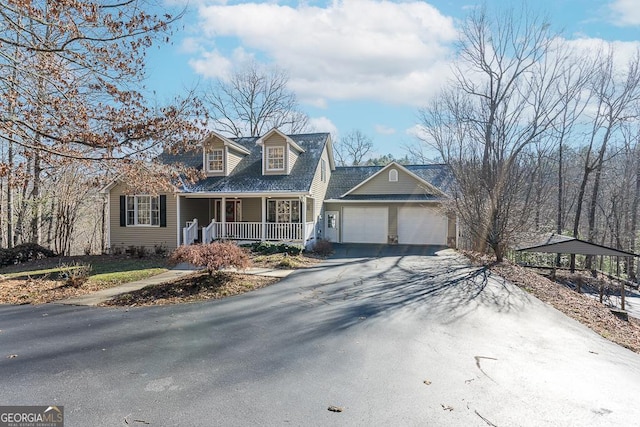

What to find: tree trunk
left=571, top=165, right=591, bottom=271
left=556, top=141, right=563, bottom=267
left=585, top=129, right=610, bottom=269
left=30, top=149, right=41, bottom=244
left=629, top=147, right=640, bottom=281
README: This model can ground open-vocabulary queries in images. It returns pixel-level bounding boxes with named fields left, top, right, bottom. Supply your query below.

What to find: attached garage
left=397, top=206, right=448, bottom=245
left=342, top=206, right=388, bottom=244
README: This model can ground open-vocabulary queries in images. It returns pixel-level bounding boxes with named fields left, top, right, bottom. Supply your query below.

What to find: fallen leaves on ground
left=0, top=278, right=108, bottom=305
left=0, top=252, right=319, bottom=305
left=101, top=272, right=278, bottom=307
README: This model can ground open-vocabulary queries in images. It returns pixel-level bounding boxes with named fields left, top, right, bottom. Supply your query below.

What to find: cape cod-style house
left=103, top=129, right=457, bottom=252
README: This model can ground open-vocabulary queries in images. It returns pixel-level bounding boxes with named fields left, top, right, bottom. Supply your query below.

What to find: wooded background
left=1, top=2, right=639, bottom=275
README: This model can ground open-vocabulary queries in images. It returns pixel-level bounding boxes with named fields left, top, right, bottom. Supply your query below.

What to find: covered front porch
left=178, top=194, right=316, bottom=246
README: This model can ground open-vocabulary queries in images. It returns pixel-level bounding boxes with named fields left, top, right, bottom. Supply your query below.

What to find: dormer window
left=389, top=169, right=398, bottom=182
left=207, top=149, right=224, bottom=173
left=267, top=146, right=285, bottom=171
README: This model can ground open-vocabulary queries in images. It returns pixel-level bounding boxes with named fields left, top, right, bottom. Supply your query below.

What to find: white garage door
left=398, top=207, right=448, bottom=245
left=343, top=207, right=388, bottom=244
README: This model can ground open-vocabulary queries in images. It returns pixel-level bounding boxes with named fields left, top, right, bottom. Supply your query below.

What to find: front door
left=325, top=211, right=339, bottom=242
left=215, top=200, right=241, bottom=222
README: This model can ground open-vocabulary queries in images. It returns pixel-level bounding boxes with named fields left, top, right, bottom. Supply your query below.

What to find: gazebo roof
left=516, top=234, right=638, bottom=258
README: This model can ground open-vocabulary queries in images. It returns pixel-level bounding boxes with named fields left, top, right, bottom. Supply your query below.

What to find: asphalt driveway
left=2, top=245, right=640, bottom=426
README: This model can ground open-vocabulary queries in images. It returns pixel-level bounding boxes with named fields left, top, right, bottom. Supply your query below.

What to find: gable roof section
left=341, top=162, right=445, bottom=198
left=204, top=131, right=251, bottom=155
left=326, top=163, right=453, bottom=201
left=158, top=133, right=330, bottom=194
left=256, top=128, right=305, bottom=153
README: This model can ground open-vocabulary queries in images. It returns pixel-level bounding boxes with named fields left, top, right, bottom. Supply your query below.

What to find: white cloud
left=561, top=37, right=640, bottom=74
left=374, top=124, right=396, bottom=135
left=406, top=124, right=427, bottom=140
left=179, top=37, right=202, bottom=54
left=609, top=0, right=640, bottom=26
left=189, top=50, right=232, bottom=79
left=191, top=0, right=457, bottom=106
left=308, top=116, right=339, bottom=139
left=188, top=47, right=255, bottom=80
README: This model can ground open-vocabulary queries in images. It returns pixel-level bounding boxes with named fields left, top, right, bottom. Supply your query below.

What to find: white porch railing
left=183, top=218, right=198, bottom=245
left=183, top=221, right=314, bottom=243
left=219, top=222, right=262, bottom=240
left=202, top=219, right=217, bottom=244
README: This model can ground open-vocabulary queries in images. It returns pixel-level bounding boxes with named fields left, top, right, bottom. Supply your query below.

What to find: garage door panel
left=398, top=207, right=447, bottom=245
left=343, top=207, right=388, bottom=244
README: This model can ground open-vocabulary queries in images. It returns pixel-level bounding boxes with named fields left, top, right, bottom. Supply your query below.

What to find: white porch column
left=176, top=195, right=181, bottom=247
left=300, top=196, right=307, bottom=242
left=221, top=196, right=226, bottom=239
left=261, top=197, right=267, bottom=241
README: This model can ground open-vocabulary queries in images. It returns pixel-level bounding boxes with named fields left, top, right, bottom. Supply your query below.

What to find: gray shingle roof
left=337, top=194, right=442, bottom=201
left=158, top=133, right=330, bottom=194
left=325, top=164, right=454, bottom=200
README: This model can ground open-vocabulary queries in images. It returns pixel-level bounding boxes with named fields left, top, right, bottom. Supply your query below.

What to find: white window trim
left=321, top=159, right=327, bottom=182
left=389, top=169, right=398, bottom=182
left=266, top=146, right=285, bottom=171
left=207, top=148, right=224, bottom=173
left=126, top=195, right=160, bottom=227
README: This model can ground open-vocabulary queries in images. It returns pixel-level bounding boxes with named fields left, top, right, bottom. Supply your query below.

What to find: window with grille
left=267, top=200, right=301, bottom=223
left=267, top=146, right=285, bottom=171
left=126, top=195, right=160, bottom=226
left=207, top=149, right=224, bottom=173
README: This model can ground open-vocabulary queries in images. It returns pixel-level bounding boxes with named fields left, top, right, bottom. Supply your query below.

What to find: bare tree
left=334, top=130, right=374, bottom=166
left=0, top=1, right=204, bottom=250
left=417, top=6, right=566, bottom=261
left=203, top=63, right=309, bottom=137
left=571, top=49, right=640, bottom=269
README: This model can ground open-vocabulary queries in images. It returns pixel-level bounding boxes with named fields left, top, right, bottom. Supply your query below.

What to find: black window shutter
left=119, top=195, right=126, bottom=226
left=159, top=195, right=167, bottom=227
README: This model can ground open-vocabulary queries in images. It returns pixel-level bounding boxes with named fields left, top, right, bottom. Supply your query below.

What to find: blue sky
left=145, top=0, right=640, bottom=160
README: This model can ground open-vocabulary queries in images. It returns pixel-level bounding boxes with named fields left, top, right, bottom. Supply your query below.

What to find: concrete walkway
left=56, top=263, right=294, bottom=306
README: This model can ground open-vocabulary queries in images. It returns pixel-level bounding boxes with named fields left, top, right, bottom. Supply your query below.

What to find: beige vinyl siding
left=242, top=198, right=262, bottom=222
left=309, top=142, right=332, bottom=229
left=109, top=182, right=177, bottom=251
left=351, top=168, right=430, bottom=196
left=288, top=146, right=299, bottom=174
left=227, top=150, right=243, bottom=174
